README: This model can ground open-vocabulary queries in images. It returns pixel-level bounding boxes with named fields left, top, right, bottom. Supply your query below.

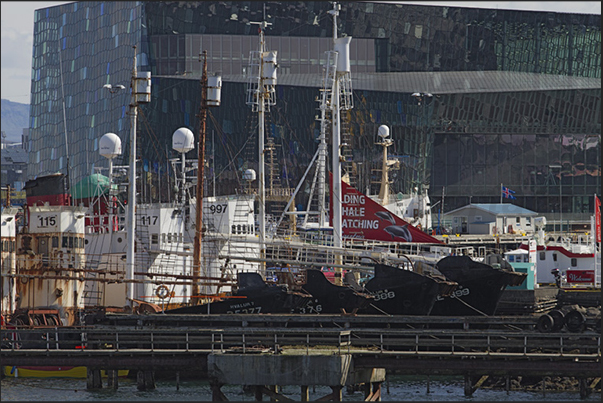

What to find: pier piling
left=136, top=370, right=155, bottom=390
left=86, top=368, right=102, bottom=389
left=107, top=370, right=118, bottom=389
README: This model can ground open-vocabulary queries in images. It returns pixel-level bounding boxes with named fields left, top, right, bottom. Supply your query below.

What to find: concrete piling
left=207, top=353, right=385, bottom=401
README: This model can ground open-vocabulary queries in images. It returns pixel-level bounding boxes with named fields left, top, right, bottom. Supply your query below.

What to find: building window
left=570, top=258, right=577, bottom=267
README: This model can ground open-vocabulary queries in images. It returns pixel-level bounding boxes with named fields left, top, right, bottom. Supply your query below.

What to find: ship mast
left=192, top=51, right=221, bottom=301
left=125, top=46, right=151, bottom=308
left=376, top=125, right=395, bottom=207
left=192, top=51, right=208, bottom=301
left=329, top=2, right=353, bottom=285
left=247, top=20, right=277, bottom=276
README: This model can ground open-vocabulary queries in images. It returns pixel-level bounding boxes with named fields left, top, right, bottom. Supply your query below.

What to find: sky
left=1, top=1, right=601, bottom=104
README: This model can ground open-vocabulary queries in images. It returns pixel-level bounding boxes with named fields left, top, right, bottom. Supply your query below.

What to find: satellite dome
left=99, top=133, right=122, bottom=159
left=377, top=125, right=390, bottom=138
left=242, top=169, right=256, bottom=182
left=172, top=127, right=195, bottom=153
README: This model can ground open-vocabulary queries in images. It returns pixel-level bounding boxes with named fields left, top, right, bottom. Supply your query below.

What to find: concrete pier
left=207, top=352, right=385, bottom=401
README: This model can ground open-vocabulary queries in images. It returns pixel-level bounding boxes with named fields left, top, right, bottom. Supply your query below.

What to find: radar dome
left=377, top=125, right=390, bottom=138
left=172, top=127, right=195, bottom=153
left=99, top=133, right=122, bottom=159
left=243, top=169, right=256, bottom=182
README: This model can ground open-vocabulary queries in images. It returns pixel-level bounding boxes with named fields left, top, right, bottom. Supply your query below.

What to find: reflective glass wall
left=29, top=1, right=601, bottom=222
left=29, top=1, right=145, bottom=185
left=149, top=34, right=375, bottom=76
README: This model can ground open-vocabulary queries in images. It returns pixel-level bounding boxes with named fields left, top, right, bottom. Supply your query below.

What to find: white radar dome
left=377, top=125, right=390, bottom=138
left=243, top=169, right=256, bottom=182
left=99, top=133, right=122, bottom=159
left=172, top=127, right=195, bottom=153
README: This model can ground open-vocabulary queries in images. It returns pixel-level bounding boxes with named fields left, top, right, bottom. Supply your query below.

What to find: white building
left=444, top=203, right=539, bottom=236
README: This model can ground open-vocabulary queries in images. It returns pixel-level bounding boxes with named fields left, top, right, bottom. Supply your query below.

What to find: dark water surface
left=2, top=374, right=599, bottom=401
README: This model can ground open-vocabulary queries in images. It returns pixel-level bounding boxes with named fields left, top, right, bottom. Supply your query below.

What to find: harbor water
left=2, top=374, right=600, bottom=401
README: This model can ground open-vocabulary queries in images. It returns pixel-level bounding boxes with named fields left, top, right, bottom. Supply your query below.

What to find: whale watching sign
left=329, top=173, right=441, bottom=244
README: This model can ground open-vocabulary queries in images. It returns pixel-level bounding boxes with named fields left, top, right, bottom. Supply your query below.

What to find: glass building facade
left=28, top=1, right=601, bottom=226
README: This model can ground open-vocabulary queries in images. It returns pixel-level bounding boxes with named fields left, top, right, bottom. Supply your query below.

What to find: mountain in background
left=1, top=99, right=29, bottom=143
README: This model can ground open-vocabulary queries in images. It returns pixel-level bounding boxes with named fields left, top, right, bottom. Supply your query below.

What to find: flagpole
left=500, top=183, right=503, bottom=204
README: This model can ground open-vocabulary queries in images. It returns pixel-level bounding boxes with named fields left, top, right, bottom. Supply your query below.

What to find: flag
left=501, top=186, right=516, bottom=200
left=596, top=195, right=601, bottom=243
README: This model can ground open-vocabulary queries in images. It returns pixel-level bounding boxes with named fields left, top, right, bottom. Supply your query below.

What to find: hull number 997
left=209, top=204, right=227, bottom=214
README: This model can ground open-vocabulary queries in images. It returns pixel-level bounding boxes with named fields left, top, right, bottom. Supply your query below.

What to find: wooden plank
left=258, top=386, right=294, bottom=402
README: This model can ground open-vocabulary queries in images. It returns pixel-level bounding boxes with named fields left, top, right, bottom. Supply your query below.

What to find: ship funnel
left=207, top=75, right=222, bottom=106
left=172, top=127, right=195, bottom=153
left=99, top=133, right=122, bottom=159
left=334, top=37, right=352, bottom=73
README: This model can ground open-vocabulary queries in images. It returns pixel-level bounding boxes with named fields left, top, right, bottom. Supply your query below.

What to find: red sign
left=566, top=270, right=595, bottom=283
left=595, top=195, right=601, bottom=243
left=329, top=173, right=442, bottom=244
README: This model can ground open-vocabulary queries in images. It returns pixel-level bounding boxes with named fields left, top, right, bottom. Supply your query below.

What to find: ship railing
left=2, top=327, right=600, bottom=359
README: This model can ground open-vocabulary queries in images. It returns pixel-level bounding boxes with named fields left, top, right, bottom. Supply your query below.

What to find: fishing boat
left=367, top=125, right=432, bottom=232
left=164, top=272, right=312, bottom=315
left=429, top=254, right=527, bottom=316
left=517, top=200, right=601, bottom=289
left=1, top=365, right=128, bottom=379
left=7, top=174, right=87, bottom=327
left=260, top=3, right=457, bottom=315
left=359, top=262, right=456, bottom=315
left=1, top=206, right=19, bottom=320
left=0, top=175, right=133, bottom=378
left=294, top=268, right=374, bottom=314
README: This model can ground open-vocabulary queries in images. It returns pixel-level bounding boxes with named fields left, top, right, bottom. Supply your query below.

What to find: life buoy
left=155, top=285, right=170, bottom=299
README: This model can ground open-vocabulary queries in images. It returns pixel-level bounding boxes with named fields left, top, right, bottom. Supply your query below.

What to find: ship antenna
left=58, top=39, right=73, bottom=205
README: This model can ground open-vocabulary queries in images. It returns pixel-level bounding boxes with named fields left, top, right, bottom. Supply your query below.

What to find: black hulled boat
left=359, top=263, right=457, bottom=315
left=430, top=255, right=527, bottom=316
left=164, top=272, right=312, bottom=314
left=296, top=269, right=374, bottom=314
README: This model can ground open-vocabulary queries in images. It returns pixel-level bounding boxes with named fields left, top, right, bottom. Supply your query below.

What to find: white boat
left=521, top=232, right=601, bottom=288
left=1, top=206, right=19, bottom=319
left=1, top=183, right=87, bottom=326
left=80, top=51, right=264, bottom=312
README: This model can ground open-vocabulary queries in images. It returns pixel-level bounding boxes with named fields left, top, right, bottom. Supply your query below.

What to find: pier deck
left=2, top=315, right=600, bottom=400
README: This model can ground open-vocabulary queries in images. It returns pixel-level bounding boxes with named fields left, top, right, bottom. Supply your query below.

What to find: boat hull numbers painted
left=373, top=289, right=396, bottom=301
left=140, top=215, right=158, bottom=226
left=37, top=216, right=57, bottom=228
left=208, top=204, right=227, bottom=214
left=436, top=286, right=470, bottom=301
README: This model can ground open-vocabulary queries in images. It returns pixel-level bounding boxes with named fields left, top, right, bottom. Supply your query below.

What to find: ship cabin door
left=39, top=236, right=50, bottom=267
